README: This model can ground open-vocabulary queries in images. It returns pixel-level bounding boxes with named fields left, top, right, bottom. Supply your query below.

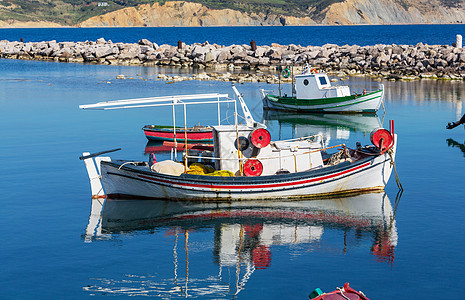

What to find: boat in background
left=144, top=140, right=213, bottom=153
left=309, top=282, right=370, bottom=300
left=261, top=65, right=384, bottom=113
left=143, top=124, right=213, bottom=142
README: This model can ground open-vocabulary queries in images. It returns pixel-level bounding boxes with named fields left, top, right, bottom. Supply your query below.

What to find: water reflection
left=385, top=79, right=465, bottom=105
left=447, top=138, right=465, bottom=157
left=84, top=192, right=399, bottom=297
left=262, top=110, right=382, bottom=146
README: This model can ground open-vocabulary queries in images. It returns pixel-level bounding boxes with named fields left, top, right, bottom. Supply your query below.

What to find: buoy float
left=282, top=68, right=290, bottom=78
left=243, top=159, right=263, bottom=176
left=370, top=128, right=393, bottom=151
left=249, top=128, right=271, bottom=148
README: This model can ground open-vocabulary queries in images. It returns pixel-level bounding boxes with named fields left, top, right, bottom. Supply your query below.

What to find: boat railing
left=184, top=143, right=347, bottom=166
left=270, top=134, right=322, bottom=144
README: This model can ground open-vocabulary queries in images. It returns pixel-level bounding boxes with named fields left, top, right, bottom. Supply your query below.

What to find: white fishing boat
left=261, top=65, right=384, bottom=113
left=80, top=86, right=397, bottom=201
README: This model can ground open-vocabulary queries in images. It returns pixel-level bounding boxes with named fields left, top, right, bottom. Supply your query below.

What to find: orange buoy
left=370, top=128, right=393, bottom=151
left=243, top=159, right=263, bottom=176
left=249, top=128, right=271, bottom=149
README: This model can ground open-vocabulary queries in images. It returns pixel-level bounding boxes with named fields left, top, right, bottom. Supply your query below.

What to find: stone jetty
left=2, top=38, right=465, bottom=81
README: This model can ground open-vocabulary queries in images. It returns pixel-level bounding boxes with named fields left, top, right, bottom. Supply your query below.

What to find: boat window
left=303, top=79, right=309, bottom=86
left=318, top=76, right=327, bottom=85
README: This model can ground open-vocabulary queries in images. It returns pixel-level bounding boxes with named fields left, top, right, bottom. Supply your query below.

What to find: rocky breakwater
left=2, top=38, right=465, bottom=81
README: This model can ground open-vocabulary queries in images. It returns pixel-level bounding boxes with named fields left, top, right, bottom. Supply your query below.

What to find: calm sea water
left=1, top=26, right=464, bottom=299
left=1, top=24, right=465, bottom=46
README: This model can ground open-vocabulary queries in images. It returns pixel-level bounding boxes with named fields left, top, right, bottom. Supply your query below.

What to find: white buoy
left=456, top=34, right=462, bottom=48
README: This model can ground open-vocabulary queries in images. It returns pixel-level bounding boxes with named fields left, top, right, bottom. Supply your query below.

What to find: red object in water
left=310, top=283, right=370, bottom=300
left=243, top=159, right=263, bottom=176
left=252, top=245, right=271, bottom=269
left=162, top=141, right=214, bottom=151
left=249, top=128, right=271, bottom=148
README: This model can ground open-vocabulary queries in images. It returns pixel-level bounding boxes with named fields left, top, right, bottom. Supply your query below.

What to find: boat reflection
left=447, top=138, right=465, bottom=156
left=84, top=192, right=399, bottom=296
left=262, top=110, right=382, bottom=146
left=144, top=141, right=174, bottom=153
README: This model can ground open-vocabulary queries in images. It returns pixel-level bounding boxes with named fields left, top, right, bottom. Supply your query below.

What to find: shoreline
left=2, top=38, right=465, bottom=81
left=1, top=23, right=464, bottom=29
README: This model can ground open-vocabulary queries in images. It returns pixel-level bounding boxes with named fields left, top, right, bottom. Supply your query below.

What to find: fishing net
left=327, top=148, right=350, bottom=166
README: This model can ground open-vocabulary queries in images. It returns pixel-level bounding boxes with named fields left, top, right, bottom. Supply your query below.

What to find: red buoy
left=370, top=128, right=393, bottom=151
left=249, top=128, right=271, bottom=149
left=243, top=159, right=263, bottom=176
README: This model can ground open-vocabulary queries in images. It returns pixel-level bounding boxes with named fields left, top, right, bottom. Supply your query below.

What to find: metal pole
left=172, top=101, right=177, bottom=161
left=291, top=65, right=294, bottom=98
left=217, top=95, right=221, bottom=125
left=234, top=101, right=243, bottom=175
left=183, top=103, right=188, bottom=172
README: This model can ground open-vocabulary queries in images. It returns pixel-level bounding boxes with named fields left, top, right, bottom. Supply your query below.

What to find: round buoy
left=282, top=68, right=290, bottom=78
left=235, top=136, right=249, bottom=151
left=243, top=159, right=263, bottom=177
left=249, top=128, right=271, bottom=149
left=370, top=128, right=393, bottom=151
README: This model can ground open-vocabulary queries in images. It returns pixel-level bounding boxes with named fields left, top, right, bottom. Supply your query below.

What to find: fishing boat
left=309, top=283, right=370, bottom=300
left=261, top=65, right=384, bottom=113
left=143, top=124, right=213, bottom=142
left=80, top=86, right=398, bottom=201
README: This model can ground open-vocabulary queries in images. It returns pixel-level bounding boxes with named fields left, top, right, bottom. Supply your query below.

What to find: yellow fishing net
left=185, top=163, right=234, bottom=176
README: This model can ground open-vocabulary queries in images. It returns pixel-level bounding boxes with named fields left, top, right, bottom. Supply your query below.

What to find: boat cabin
left=294, top=72, right=350, bottom=100
left=212, top=124, right=324, bottom=176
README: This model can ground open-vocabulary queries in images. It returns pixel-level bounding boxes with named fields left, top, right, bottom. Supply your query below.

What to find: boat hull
left=263, top=89, right=383, bottom=113
left=143, top=126, right=213, bottom=142
left=100, top=149, right=395, bottom=201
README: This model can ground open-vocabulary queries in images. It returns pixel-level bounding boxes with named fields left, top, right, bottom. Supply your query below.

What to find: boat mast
left=232, top=85, right=255, bottom=127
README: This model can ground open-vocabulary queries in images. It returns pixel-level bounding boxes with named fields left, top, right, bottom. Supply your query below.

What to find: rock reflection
left=83, top=192, right=399, bottom=297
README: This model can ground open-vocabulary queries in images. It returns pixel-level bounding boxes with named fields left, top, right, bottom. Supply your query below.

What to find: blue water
left=1, top=26, right=465, bottom=299
left=2, top=24, right=465, bottom=46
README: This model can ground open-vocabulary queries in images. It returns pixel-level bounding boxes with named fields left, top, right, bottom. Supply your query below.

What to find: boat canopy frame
left=79, top=90, right=261, bottom=169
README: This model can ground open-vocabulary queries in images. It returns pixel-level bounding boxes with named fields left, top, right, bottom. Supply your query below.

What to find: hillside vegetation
left=0, top=0, right=350, bottom=25
left=0, top=0, right=158, bottom=25
left=0, top=0, right=464, bottom=26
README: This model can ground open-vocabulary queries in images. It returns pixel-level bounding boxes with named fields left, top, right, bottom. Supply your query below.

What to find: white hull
left=263, top=88, right=384, bottom=113
left=100, top=144, right=396, bottom=201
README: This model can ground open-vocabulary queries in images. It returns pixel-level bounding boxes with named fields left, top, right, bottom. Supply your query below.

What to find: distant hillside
left=0, top=0, right=347, bottom=25
left=1, top=0, right=465, bottom=27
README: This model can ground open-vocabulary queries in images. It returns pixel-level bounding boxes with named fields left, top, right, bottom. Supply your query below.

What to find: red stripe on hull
left=137, top=162, right=371, bottom=190
left=144, top=130, right=213, bottom=141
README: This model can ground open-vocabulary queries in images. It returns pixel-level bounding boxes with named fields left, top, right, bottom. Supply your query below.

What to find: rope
left=117, top=161, right=145, bottom=170
left=387, top=148, right=403, bottom=191
left=337, top=287, right=350, bottom=300
left=327, top=147, right=350, bottom=166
